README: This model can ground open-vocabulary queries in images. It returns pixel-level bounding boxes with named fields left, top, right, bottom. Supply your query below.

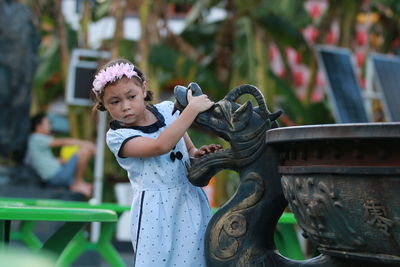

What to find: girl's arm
left=184, top=133, right=198, bottom=157
left=49, top=138, right=93, bottom=148
left=120, top=90, right=214, bottom=158
left=183, top=133, right=222, bottom=158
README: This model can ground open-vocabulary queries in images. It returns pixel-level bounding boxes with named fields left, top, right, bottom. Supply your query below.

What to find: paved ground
left=71, top=243, right=133, bottom=267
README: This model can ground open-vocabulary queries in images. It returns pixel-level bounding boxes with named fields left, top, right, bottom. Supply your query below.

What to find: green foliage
left=149, top=44, right=180, bottom=69
left=180, top=22, right=219, bottom=54
left=101, top=38, right=138, bottom=62
left=253, top=0, right=312, bottom=29
left=33, top=39, right=61, bottom=107
left=371, top=0, right=400, bottom=12
left=149, top=43, right=224, bottom=99
left=233, top=17, right=257, bottom=84
left=370, top=0, right=400, bottom=52
left=255, top=12, right=312, bottom=65
left=66, top=23, right=79, bottom=51
left=33, top=19, right=78, bottom=107
left=256, top=13, right=307, bottom=48
left=92, top=0, right=112, bottom=21
left=167, top=0, right=199, bottom=4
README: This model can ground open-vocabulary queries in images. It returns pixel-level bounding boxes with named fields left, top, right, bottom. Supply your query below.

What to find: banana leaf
left=149, top=43, right=224, bottom=99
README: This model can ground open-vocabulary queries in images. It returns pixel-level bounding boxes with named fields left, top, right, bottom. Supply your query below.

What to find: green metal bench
left=0, top=197, right=129, bottom=267
left=0, top=204, right=117, bottom=267
left=2, top=197, right=304, bottom=264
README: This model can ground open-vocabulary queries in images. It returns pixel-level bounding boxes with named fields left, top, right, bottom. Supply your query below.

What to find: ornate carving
left=281, top=176, right=364, bottom=249
left=210, top=172, right=264, bottom=260
left=364, top=200, right=394, bottom=236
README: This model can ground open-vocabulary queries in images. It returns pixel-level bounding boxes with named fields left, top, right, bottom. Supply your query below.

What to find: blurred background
left=2, top=0, right=400, bottom=264
left=2, top=0, right=400, bottom=208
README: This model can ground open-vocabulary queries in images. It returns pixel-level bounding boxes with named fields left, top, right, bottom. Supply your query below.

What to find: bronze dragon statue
left=173, top=83, right=384, bottom=267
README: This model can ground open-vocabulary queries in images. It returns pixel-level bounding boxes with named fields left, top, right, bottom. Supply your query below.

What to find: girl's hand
left=193, top=144, right=222, bottom=158
left=187, top=89, right=214, bottom=113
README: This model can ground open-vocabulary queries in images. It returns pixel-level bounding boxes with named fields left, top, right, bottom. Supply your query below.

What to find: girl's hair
left=30, top=112, right=46, bottom=132
left=91, top=58, right=153, bottom=112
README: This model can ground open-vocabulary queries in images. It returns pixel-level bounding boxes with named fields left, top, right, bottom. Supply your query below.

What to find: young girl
left=92, top=58, right=221, bottom=266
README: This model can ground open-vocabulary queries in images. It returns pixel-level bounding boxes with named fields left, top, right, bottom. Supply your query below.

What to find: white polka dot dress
left=106, top=101, right=212, bottom=267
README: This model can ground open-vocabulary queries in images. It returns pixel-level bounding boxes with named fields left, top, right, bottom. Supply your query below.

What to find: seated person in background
left=26, top=113, right=95, bottom=198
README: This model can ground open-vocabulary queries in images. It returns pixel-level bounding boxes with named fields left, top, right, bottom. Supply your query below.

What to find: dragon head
left=174, top=83, right=281, bottom=186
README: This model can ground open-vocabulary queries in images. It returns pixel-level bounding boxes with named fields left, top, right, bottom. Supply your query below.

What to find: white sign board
left=66, top=49, right=111, bottom=106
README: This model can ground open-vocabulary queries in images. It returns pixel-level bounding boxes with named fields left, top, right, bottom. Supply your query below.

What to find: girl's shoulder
left=106, top=127, right=143, bottom=156
left=106, top=127, right=137, bottom=143
left=154, top=100, right=179, bottom=121
left=154, top=100, right=174, bottom=113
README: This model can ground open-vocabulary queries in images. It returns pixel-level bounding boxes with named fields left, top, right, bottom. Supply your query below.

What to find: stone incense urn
left=267, top=123, right=400, bottom=266
left=174, top=83, right=400, bottom=267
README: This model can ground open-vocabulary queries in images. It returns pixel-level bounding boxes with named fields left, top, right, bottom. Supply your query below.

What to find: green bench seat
left=0, top=204, right=117, bottom=267
left=0, top=197, right=128, bottom=267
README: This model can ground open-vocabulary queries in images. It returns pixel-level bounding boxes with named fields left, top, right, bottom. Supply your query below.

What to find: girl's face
left=103, top=77, right=148, bottom=126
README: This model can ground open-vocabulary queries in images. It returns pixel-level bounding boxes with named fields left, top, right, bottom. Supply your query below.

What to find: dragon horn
left=224, top=84, right=271, bottom=120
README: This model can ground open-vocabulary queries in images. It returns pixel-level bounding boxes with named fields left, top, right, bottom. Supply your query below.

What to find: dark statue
left=0, top=0, right=40, bottom=161
left=0, top=1, right=84, bottom=200
left=174, top=83, right=400, bottom=267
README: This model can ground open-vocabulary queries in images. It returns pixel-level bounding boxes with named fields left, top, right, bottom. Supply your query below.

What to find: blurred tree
left=21, top=0, right=400, bottom=201
left=156, top=0, right=331, bottom=126
left=25, top=0, right=75, bottom=111
left=111, top=0, right=126, bottom=58
left=370, top=0, right=400, bottom=53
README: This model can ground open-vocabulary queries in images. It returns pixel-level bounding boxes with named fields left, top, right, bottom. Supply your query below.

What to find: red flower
left=356, top=31, right=368, bottom=46
left=310, top=5, right=321, bottom=19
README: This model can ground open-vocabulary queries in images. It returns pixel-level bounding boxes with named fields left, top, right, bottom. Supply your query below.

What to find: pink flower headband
left=92, top=62, right=142, bottom=96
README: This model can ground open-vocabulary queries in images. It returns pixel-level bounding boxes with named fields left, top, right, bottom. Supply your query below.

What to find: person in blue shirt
left=26, top=113, right=95, bottom=197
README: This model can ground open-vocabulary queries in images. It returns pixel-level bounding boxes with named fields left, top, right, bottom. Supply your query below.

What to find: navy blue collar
left=109, top=105, right=166, bottom=133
